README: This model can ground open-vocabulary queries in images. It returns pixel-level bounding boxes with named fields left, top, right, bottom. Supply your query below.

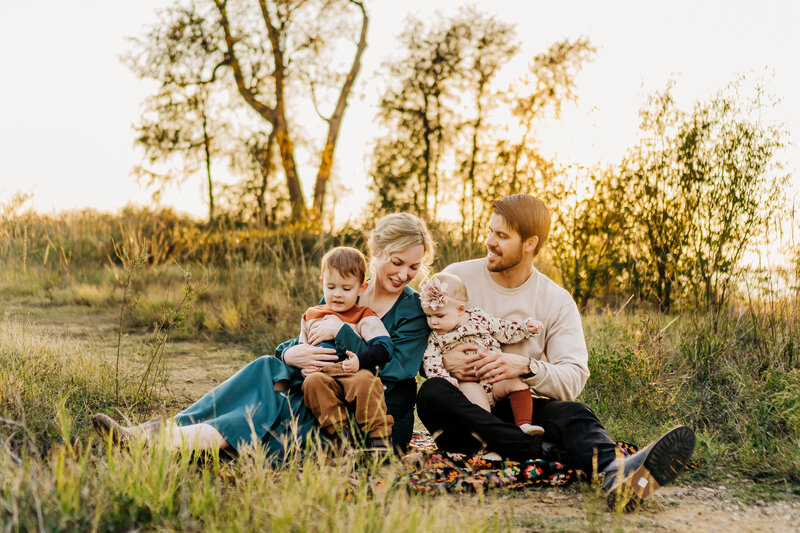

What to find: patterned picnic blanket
left=403, top=431, right=603, bottom=493
left=402, top=432, right=702, bottom=494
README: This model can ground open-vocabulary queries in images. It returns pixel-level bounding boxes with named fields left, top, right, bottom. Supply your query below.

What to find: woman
left=93, top=213, right=434, bottom=455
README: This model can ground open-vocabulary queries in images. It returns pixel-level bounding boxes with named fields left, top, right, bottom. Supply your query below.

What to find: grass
left=1, top=424, right=503, bottom=531
left=1, top=207, right=799, bottom=530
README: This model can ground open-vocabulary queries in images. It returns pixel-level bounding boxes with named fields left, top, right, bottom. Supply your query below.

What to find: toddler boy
left=300, top=246, right=394, bottom=453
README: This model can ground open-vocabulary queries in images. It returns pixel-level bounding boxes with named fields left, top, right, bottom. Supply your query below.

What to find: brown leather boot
left=603, top=426, right=695, bottom=512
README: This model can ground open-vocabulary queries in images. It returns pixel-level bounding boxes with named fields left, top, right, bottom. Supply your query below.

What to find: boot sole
left=607, top=426, right=696, bottom=512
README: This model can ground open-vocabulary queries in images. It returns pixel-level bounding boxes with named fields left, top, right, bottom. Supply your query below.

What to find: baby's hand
left=526, top=318, right=544, bottom=335
left=447, top=376, right=459, bottom=387
left=341, top=350, right=360, bottom=373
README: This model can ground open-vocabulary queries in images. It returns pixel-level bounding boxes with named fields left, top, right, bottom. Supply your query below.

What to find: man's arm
left=526, top=300, right=589, bottom=399
left=476, top=301, right=589, bottom=401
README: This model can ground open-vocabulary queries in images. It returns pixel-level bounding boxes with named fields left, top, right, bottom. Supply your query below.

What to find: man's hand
left=341, top=350, right=360, bottom=373
left=474, top=350, right=530, bottom=384
left=441, top=343, right=481, bottom=382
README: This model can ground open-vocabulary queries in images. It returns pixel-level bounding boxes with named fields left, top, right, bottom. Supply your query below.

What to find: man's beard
left=486, top=246, right=523, bottom=272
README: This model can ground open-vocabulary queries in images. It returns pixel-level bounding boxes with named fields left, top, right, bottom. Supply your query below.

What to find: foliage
left=0, top=317, right=132, bottom=457
left=125, top=1, right=229, bottom=223
left=544, top=164, right=626, bottom=309
left=370, top=10, right=594, bottom=238
left=127, top=0, right=369, bottom=222
left=614, top=78, right=788, bottom=312
left=2, top=204, right=800, bottom=530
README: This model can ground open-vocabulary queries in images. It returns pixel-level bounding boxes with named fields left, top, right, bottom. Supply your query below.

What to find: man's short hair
left=493, top=194, right=551, bottom=256
left=321, top=247, right=368, bottom=283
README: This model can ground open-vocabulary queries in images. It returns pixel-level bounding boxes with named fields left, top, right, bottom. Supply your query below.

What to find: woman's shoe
left=91, top=413, right=136, bottom=445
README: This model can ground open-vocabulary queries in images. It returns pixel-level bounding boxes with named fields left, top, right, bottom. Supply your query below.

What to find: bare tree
left=129, top=0, right=369, bottom=222
left=126, top=1, right=230, bottom=223
left=214, top=0, right=367, bottom=220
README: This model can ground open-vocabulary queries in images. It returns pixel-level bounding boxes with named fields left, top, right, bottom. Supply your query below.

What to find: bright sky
left=1, top=1, right=798, bottom=245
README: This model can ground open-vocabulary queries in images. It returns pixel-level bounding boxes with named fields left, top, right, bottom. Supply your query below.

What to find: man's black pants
left=416, top=377, right=619, bottom=474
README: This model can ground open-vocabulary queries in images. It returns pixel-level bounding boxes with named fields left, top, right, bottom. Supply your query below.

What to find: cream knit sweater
left=443, top=258, right=589, bottom=401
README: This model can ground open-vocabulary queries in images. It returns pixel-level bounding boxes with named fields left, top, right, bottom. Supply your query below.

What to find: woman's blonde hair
left=368, top=213, right=436, bottom=280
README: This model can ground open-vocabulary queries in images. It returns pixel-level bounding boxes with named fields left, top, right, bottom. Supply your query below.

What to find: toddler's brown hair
left=321, top=246, right=368, bottom=283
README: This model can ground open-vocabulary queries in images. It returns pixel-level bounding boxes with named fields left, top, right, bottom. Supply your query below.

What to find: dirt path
left=5, top=298, right=800, bottom=532
left=1, top=297, right=252, bottom=403
left=497, top=484, right=800, bottom=532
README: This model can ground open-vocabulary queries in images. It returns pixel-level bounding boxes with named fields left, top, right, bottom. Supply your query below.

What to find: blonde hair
left=321, top=246, right=368, bottom=283
left=427, top=272, right=467, bottom=301
left=367, top=213, right=435, bottom=279
left=493, top=194, right=551, bottom=256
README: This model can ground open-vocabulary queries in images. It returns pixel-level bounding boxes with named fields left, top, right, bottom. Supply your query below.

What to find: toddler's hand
left=341, top=350, right=360, bottom=373
left=526, top=318, right=543, bottom=335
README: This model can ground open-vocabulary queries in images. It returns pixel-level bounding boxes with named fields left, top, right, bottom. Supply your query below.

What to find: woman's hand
left=306, top=314, right=345, bottom=345
left=441, top=343, right=481, bottom=382
left=283, top=343, right=338, bottom=372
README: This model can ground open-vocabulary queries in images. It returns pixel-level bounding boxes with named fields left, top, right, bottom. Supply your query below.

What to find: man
left=416, top=194, right=695, bottom=511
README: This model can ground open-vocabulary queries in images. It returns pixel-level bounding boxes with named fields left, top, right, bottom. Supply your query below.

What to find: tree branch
left=311, top=0, right=368, bottom=217
left=215, top=0, right=276, bottom=123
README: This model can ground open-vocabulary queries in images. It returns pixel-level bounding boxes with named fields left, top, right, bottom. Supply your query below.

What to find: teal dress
left=174, top=285, right=429, bottom=454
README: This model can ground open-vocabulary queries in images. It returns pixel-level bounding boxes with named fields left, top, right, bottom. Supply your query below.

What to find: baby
left=420, top=272, right=544, bottom=438
left=300, top=246, right=394, bottom=453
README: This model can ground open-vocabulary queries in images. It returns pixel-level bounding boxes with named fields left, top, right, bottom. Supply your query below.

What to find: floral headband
left=420, top=277, right=463, bottom=311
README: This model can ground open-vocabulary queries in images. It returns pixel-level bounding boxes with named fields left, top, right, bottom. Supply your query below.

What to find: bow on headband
left=420, top=277, right=451, bottom=310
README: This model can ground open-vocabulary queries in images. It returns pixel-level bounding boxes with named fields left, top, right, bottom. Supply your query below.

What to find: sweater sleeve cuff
left=335, top=322, right=365, bottom=351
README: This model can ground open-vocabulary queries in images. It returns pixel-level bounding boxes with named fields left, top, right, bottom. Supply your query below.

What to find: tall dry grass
left=2, top=206, right=799, bottom=530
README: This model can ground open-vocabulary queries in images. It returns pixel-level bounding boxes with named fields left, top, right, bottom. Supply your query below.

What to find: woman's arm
left=275, top=337, right=338, bottom=371
left=335, top=295, right=430, bottom=383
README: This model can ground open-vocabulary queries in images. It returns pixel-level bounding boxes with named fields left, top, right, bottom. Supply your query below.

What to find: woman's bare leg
left=164, top=422, right=230, bottom=451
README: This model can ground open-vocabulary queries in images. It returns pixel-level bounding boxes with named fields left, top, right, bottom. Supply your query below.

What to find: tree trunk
left=201, top=94, right=215, bottom=224
left=217, top=0, right=306, bottom=220
left=312, top=0, right=368, bottom=221
left=256, top=128, right=277, bottom=227
left=421, top=97, right=432, bottom=219
left=258, top=0, right=305, bottom=220
left=463, top=76, right=486, bottom=240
